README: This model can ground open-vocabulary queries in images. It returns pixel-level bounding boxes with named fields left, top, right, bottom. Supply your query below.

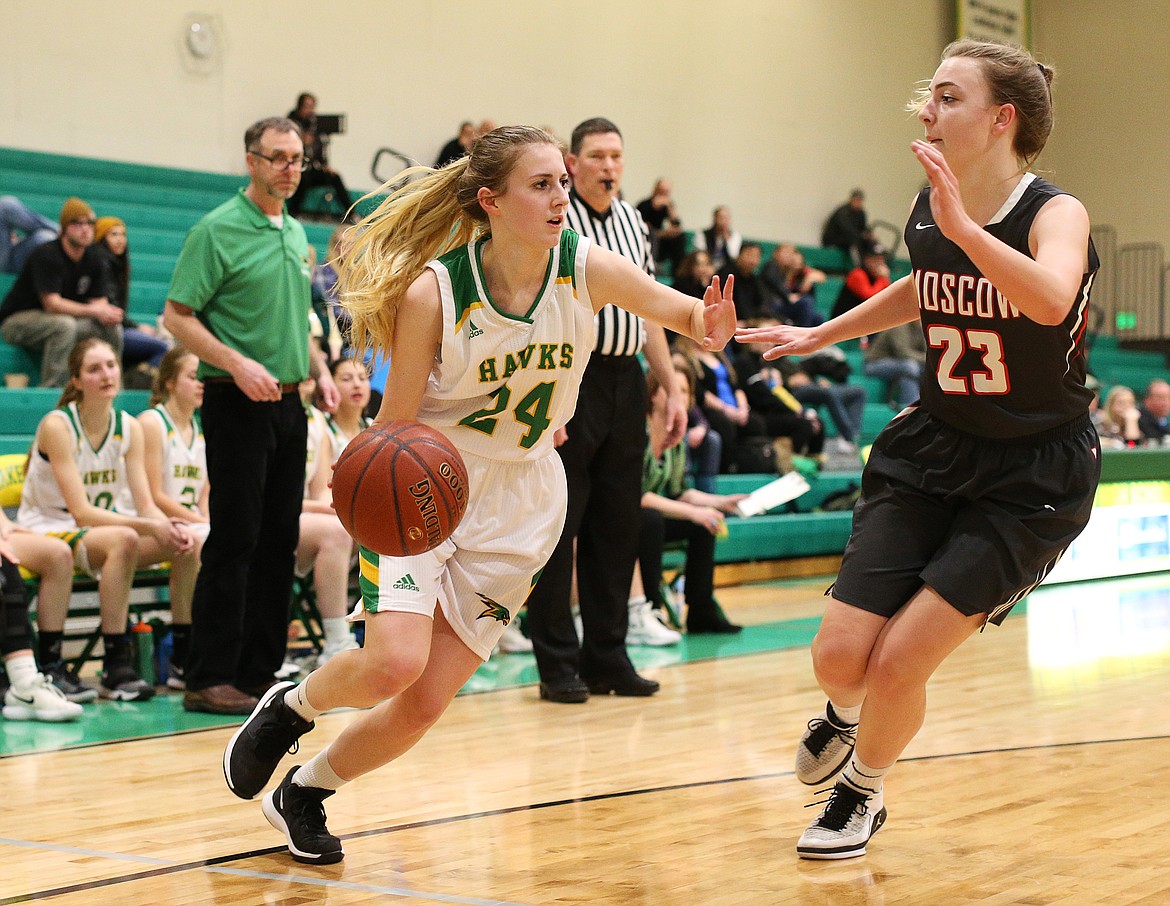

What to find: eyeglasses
left=248, top=150, right=309, bottom=172
left=69, top=218, right=97, bottom=226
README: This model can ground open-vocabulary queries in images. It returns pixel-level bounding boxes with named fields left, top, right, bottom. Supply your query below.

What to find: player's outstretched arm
left=736, top=275, right=920, bottom=361
left=584, top=245, right=736, bottom=351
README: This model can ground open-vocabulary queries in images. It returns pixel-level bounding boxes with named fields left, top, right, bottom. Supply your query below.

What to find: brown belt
left=202, top=376, right=300, bottom=394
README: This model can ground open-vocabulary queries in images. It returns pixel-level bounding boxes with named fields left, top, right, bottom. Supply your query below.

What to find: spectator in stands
left=1138, top=378, right=1170, bottom=444
left=0, top=509, right=82, bottom=718
left=832, top=247, right=891, bottom=320
left=673, top=352, right=722, bottom=494
left=475, top=119, right=497, bottom=139
left=693, top=205, right=742, bottom=270
left=17, top=338, right=200, bottom=702
left=864, top=321, right=926, bottom=408
left=288, top=93, right=353, bottom=221
left=296, top=359, right=370, bottom=668
left=760, top=243, right=826, bottom=327
left=163, top=116, right=339, bottom=716
left=0, top=198, right=123, bottom=387
left=821, top=188, right=874, bottom=262
left=435, top=121, right=476, bottom=168
left=1094, top=384, right=1143, bottom=449
left=776, top=353, right=867, bottom=454
left=735, top=349, right=826, bottom=461
left=637, top=364, right=745, bottom=639
left=92, top=216, right=171, bottom=375
left=636, top=178, right=686, bottom=272
left=672, top=249, right=717, bottom=301
left=0, top=194, right=57, bottom=275
left=137, top=346, right=207, bottom=689
left=720, top=243, right=775, bottom=323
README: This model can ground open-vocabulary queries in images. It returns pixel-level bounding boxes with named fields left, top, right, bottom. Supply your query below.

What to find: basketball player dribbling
left=737, top=39, right=1101, bottom=859
left=222, top=125, right=737, bottom=864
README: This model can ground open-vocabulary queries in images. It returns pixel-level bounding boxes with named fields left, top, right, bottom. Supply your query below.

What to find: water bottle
left=131, top=620, right=155, bottom=686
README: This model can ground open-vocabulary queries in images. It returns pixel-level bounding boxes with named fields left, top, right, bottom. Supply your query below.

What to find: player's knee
left=864, top=647, right=923, bottom=698
left=109, top=526, right=140, bottom=559
left=810, top=632, right=868, bottom=689
left=360, top=647, right=428, bottom=701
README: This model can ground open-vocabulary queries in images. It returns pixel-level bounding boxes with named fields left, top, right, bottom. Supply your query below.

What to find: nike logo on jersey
left=915, top=222, right=935, bottom=230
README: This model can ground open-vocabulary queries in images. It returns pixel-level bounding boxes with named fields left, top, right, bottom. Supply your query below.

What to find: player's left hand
left=701, top=275, right=736, bottom=351
left=912, top=140, right=978, bottom=244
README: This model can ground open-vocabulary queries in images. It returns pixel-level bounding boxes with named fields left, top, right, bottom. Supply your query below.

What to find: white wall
left=2, top=0, right=1164, bottom=252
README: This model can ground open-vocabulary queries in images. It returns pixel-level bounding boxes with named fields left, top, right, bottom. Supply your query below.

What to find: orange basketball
left=331, top=420, right=469, bottom=557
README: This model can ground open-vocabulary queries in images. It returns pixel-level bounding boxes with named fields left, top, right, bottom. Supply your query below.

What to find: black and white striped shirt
left=566, top=190, right=655, bottom=356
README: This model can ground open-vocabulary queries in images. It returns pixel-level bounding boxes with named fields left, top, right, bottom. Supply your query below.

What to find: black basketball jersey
left=905, top=174, right=1099, bottom=440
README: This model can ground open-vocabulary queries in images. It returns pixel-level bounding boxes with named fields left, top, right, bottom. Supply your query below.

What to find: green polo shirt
left=167, top=189, right=311, bottom=383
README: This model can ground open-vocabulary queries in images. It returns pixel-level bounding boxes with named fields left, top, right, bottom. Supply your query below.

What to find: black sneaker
left=100, top=664, right=156, bottom=701
left=44, top=661, right=99, bottom=704
left=262, top=766, right=344, bottom=864
left=223, top=681, right=313, bottom=800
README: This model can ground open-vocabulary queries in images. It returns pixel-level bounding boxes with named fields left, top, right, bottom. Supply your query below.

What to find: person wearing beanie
left=92, top=214, right=171, bottom=374
left=0, top=196, right=123, bottom=386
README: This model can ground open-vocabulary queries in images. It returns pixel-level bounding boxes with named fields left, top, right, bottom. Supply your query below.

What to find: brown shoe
left=238, top=678, right=281, bottom=699
left=183, top=684, right=259, bottom=715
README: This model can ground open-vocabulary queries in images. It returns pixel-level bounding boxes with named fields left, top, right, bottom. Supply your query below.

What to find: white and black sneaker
left=43, top=661, right=99, bottom=704
left=99, top=664, right=155, bottom=702
left=797, top=781, right=887, bottom=860
left=795, top=703, right=857, bottom=785
left=262, top=766, right=344, bottom=864
left=3, top=674, right=84, bottom=722
left=223, top=681, right=313, bottom=800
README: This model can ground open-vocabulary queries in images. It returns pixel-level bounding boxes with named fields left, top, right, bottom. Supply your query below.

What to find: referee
left=525, top=118, right=687, bottom=703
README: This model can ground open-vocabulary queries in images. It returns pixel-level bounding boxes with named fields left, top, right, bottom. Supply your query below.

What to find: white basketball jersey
left=325, top=413, right=370, bottom=464
left=305, top=405, right=331, bottom=494
left=18, top=403, right=133, bottom=533
left=418, top=229, right=595, bottom=461
left=139, top=405, right=207, bottom=516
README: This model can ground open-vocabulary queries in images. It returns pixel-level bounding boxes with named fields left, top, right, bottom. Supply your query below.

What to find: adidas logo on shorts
left=467, top=320, right=483, bottom=339
left=392, top=574, right=420, bottom=592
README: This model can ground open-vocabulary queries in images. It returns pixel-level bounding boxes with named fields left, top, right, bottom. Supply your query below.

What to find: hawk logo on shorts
left=392, top=573, right=420, bottom=592
left=475, top=593, right=510, bottom=623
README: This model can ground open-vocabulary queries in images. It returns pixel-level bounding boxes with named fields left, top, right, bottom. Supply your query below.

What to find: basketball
left=332, top=420, right=469, bottom=557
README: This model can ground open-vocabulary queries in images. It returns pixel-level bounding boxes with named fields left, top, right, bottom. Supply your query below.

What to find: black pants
left=637, top=508, right=718, bottom=624
left=185, top=384, right=306, bottom=691
left=526, top=356, right=645, bottom=683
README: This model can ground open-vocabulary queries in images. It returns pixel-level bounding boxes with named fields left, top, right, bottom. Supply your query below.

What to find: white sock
left=322, top=617, right=352, bottom=647
left=293, top=748, right=347, bottom=791
left=284, top=679, right=323, bottom=721
left=828, top=700, right=862, bottom=726
left=5, top=653, right=40, bottom=691
left=628, top=595, right=647, bottom=609
left=842, top=755, right=888, bottom=797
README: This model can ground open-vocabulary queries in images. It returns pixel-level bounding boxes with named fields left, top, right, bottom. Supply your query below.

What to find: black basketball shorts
left=831, top=406, right=1101, bottom=625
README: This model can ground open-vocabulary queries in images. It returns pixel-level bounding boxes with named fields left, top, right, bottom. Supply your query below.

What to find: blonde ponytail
left=336, top=125, right=562, bottom=365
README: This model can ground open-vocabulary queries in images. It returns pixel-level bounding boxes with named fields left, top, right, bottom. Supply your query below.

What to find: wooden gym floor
left=3, top=572, right=1169, bottom=905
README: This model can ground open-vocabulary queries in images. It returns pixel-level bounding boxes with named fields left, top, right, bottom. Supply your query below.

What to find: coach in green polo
left=164, top=116, right=339, bottom=715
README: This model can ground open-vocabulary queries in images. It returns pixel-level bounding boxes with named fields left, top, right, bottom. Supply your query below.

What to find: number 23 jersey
left=906, top=173, right=1099, bottom=439
left=418, top=229, right=595, bottom=461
